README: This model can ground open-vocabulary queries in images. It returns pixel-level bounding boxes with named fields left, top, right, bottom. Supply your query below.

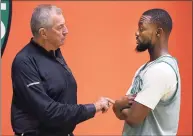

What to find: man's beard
left=135, top=43, right=151, bottom=52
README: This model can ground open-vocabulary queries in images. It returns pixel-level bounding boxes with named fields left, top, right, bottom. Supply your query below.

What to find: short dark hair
left=142, top=8, right=173, bottom=33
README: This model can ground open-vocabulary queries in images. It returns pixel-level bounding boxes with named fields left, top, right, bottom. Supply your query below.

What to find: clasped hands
left=94, top=94, right=136, bottom=114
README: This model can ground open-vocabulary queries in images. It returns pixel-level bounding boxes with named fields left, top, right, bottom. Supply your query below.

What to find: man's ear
left=39, top=28, right=47, bottom=39
left=156, top=28, right=163, bottom=37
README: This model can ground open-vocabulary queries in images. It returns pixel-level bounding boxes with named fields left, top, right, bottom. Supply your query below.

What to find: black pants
left=15, top=133, right=74, bottom=136
left=15, top=133, right=35, bottom=136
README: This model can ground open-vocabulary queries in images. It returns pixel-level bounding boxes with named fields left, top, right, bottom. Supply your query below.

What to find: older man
left=11, top=4, right=114, bottom=136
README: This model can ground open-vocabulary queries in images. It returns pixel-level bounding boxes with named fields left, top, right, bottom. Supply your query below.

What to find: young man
left=112, top=8, right=181, bottom=135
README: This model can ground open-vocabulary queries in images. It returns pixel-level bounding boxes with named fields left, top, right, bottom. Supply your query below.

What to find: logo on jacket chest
left=130, top=75, right=143, bottom=95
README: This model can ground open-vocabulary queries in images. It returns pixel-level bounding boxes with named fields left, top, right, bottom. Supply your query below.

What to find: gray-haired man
left=11, top=4, right=114, bottom=136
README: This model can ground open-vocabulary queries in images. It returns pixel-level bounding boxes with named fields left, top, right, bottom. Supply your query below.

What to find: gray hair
left=30, top=4, right=62, bottom=37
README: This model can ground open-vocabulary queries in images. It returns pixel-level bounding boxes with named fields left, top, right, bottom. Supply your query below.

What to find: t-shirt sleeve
left=134, top=62, right=177, bottom=110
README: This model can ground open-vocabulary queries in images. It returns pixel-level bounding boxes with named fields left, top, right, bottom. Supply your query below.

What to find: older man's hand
left=94, top=97, right=115, bottom=113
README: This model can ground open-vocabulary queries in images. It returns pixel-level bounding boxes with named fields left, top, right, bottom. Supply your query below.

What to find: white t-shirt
left=123, top=55, right=181, bottom=136
left=126, top=61, right=177, bottom=110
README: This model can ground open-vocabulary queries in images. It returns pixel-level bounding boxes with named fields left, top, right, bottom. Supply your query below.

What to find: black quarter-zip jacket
left=11, top=39, right=96, bottom=136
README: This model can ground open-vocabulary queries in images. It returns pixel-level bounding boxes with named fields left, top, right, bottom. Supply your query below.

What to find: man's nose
left=63, top=26, right=68, bottom=35
left=135, top=30, right=139, bottom=37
